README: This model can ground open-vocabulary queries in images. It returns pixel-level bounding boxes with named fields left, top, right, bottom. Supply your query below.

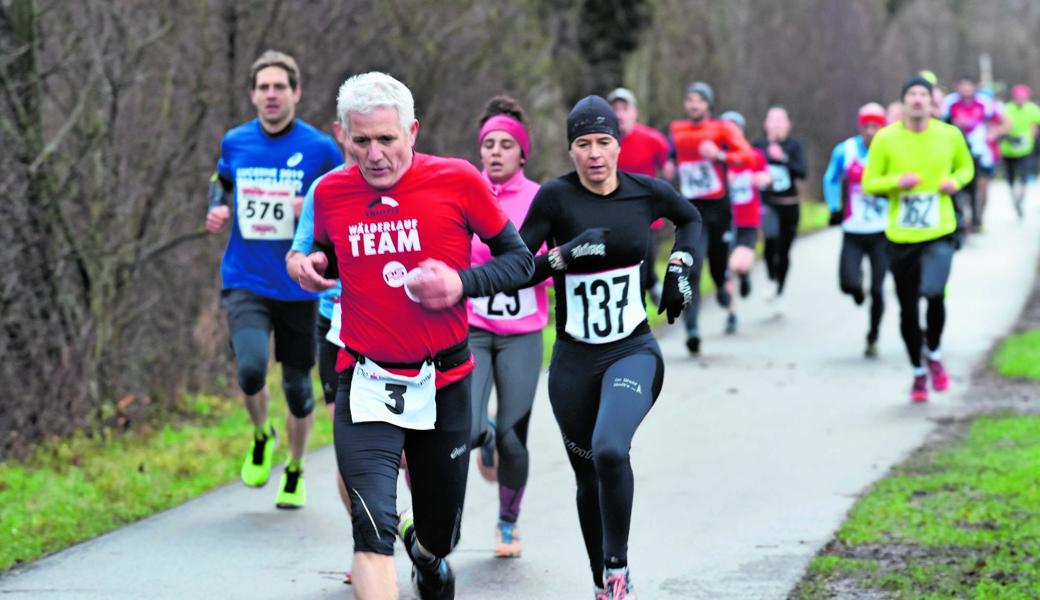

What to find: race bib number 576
left=237, top=181, right=296, bottom=240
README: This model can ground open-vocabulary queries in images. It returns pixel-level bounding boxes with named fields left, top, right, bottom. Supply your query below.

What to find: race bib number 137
left=564, top=264, right=646, bottom=344
left=237, top=181, right=296, bottom=240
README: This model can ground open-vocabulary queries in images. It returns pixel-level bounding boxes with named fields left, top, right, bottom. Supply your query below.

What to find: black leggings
left=763, top=203, right=800, bottom=294
left=889, top=237, right=955, bottom=367
left=683, top=200, right=732, bottom=337
left=548, top=333, right=663, bottom=587
left=334, top=369, right=471, bottom=556
left=839, top=232, right=889, bottom=343
left=317, top=315, right=339, bottom=405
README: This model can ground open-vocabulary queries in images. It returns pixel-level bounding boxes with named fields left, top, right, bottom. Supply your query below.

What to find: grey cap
left=686, top=81, right=714, bottom=106
left=719, top=110, right=746, bottom=131
left=606, top=87, right=637, bottom=107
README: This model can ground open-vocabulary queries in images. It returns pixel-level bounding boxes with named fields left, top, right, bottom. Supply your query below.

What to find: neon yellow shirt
left=862, top=120, right=974, bottom=244
left=1000, top=101, right=1040, bottom=158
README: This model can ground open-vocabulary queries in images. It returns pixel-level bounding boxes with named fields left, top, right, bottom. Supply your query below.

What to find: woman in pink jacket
left=468, top=96, right=550, bottom=559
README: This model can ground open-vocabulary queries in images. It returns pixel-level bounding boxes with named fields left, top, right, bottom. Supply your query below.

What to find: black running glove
left=550, top=227, right=611, bottom=270
left=829, top=210, right=843, bottom=226
left=657, top=263, right=693, bottom=324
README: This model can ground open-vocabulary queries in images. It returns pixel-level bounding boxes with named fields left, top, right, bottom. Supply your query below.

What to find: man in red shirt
left=669, top=81, right=757, bottom=355
left=297, top=72, right=533, bottom=600
left=608, top=87, right=675, bottom=304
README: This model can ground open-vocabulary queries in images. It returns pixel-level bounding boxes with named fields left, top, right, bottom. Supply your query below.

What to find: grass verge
left=992, top=329, right=1040, bottom=380
left=793, top=413, right=1040, bottom=599
left=0, top=368, right=332, bottom=572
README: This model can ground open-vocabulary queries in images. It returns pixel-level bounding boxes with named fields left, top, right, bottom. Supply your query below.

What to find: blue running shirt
left=217, top=119, right=342, bottom=300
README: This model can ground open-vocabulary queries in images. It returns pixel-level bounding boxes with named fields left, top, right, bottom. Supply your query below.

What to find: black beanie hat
left=567, top=95, right=620, bottom=145
left=901, top=75, right=934, bottom=99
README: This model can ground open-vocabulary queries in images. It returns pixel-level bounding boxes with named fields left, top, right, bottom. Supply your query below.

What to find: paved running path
left=3, top=184, right=1038, bottom=599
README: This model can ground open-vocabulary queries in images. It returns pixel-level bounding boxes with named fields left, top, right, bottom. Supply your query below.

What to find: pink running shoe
left=926, top=356, right=950, bottom=391
left=604, top=568, right=637, bottom=599
left=911, top=374, right=929, bottom=403
left=594, top=587, right=608, bottom=600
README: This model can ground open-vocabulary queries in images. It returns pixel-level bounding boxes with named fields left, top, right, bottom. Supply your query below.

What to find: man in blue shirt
left=206, top=50, right=342, bottom=508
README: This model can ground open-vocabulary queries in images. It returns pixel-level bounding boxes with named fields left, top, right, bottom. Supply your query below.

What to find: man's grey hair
left=336, top=72, right=415, bottom=136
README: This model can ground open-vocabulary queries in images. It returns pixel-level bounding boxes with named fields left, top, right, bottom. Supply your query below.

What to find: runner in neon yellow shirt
left=999, top=84, right=1040, bottom=217
left=862, top=75, right=974, bottom=403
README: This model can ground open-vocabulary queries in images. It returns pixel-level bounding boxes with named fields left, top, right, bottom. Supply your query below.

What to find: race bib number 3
left=237, top=181, right=295, bottom=240
left=678, top=160, right=723, bottom=199
left=471, top=288, right=537, bottom=321
left=897, top=192, right=940, bottom=230
left=350, top=359, right=437, bottom=430
left=564, top=264, right=646, bottom=344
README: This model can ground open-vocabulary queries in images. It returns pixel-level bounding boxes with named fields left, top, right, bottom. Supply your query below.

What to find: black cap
left=567, top=95, right=620, bottom=145
left=901, top=75, right=934, bottom=99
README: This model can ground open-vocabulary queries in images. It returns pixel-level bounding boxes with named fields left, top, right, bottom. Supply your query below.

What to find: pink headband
left=479, top=115, right=530, bottom=158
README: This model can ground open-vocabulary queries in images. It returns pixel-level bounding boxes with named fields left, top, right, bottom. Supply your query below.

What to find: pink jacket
left=467, top=170, right=550, bottom=335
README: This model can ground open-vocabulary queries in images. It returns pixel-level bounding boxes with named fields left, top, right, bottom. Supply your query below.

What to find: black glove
left=829, top=210, right=843, bottom=226
left=553, top=228, right=610, bottom=270
left=657, top=263, right=693, bottom=324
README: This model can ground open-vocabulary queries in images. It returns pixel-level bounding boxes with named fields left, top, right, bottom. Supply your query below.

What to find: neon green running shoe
left=275, top=463, right=306, bottom=509
left=240, top=426, right=277, bottom=487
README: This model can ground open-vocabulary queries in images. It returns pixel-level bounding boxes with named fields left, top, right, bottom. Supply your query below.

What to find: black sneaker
left=725, top=313, right=737, bottom=335
left=739, top=274, right=751, bottom=298
left=685, top=336, right=700, bottom=355
left=411, top=559, right=455, bottom=600
left=399, top=510, right=456, bottom=600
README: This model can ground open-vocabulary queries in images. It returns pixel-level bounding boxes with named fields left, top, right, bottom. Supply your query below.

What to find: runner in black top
left=753, top=106, right=807, bottom=303
left=515, top=95, right=701, bottom=600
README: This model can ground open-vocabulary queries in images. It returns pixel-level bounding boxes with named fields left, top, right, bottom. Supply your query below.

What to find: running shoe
left=343, top=571, right=352, bottom=585
left=910, top=374, right=928, bottom=403
left=685, top=336, right=700, bottom=356
left=275, top=462, right=306, bottom=509
left=604, top=567, right=637, bottom=599
left=724, top=313, right=737, bottom=335
left=399, top=510, right=456, bottom=600
left=739, top=274, right=751, bottom=298
left=477, top=417, right=497, bottom=482
left=240, top=425, right=277, bottom=487
left=494, top=520, right=522, bottom=558
left=864, top=341, right=878, bottom=359
left=926, top=356, right=950, bottom=392
left=594, top=587, right=609, bottom=600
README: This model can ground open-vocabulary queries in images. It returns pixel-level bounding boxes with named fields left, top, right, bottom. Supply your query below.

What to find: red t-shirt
left=618, top=123, right=670, bottom=177
left=729, top=148, right=768, bottom=227
left=313, top=153, right=509, bottom=387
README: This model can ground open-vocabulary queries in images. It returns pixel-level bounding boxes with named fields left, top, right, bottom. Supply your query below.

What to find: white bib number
left=728, top=171, right=754, bottom=205
left=564, top=264, right=645, bottom=344
left=471, top=287, right=537, bottom=321
left=237, top=181, right=295, bottom=240
left=768, top=164, right=792, bottom=192
left=844, top=184, right=888, bottom=233
left=678, top=160, right=723, bottom=199
left=350, top=358, right=437, bottom=430
left=324, top=302, right=345, bottom=349
left=897, top=193, right=940, bottom=230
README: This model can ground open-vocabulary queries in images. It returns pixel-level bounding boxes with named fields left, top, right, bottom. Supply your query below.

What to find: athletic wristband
left=548, top=246, right=567, bottom=271
left=669, top=251, right=694, bottom=267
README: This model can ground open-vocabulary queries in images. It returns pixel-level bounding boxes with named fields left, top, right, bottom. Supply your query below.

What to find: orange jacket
left=669, top=118, right=756, bottom=200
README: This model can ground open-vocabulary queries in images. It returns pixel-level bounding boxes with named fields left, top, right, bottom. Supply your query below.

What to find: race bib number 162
left=897, top=192, right=940, bottom=230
